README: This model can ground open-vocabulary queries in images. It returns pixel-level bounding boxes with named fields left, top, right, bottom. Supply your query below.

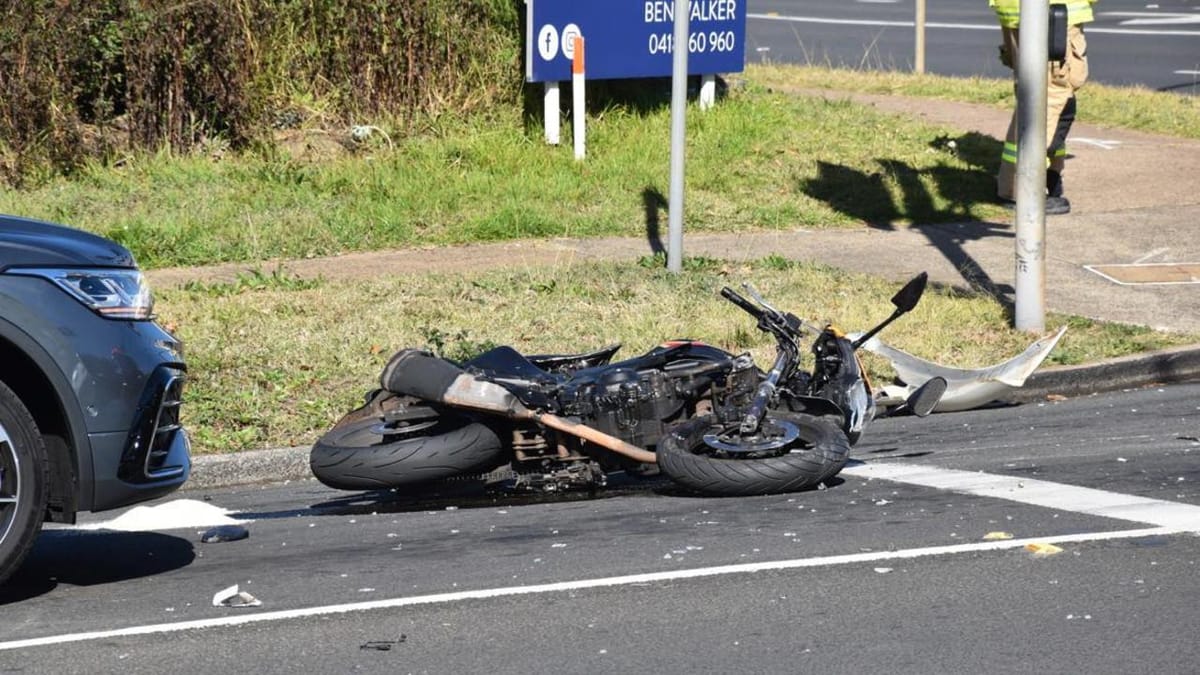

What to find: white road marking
left=747, top=13, right=1200, bottom=37
left=842, top=462, right=1200, bottom=531
left=8, top=462, right=1200, bottom=651
left=1084, top=263, right=1200, bottom=286
left=1070, top=137, right=1122, bottom=150
left=1176, top=70, right=1200, bottom=76
left=1103, top=12, right=1200, bottom=27
left=1133, top=248, right=1171, bottom=264
left=0, top=525, right=1175, bottom=652
left=749, top=13, right=986, bottom=30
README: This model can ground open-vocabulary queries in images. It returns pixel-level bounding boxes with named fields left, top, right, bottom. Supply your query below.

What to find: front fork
left=739, top=347, right=795, bottom=435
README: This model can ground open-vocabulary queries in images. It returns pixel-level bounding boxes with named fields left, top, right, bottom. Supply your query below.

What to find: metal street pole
left=667, top=0, right=689, bottom=274
left=915, top=0, right=926, bottom=73
left=1014, top=0, right=1049, bottom=333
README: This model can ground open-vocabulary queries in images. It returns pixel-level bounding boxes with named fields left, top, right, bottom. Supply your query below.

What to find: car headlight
left=10, top=267, right=155, bottom=320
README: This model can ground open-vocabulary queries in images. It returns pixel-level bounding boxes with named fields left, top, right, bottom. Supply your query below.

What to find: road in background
left=2, top=383, right=1198, bottom=672
left=747, top=0, right=1200, bottom=94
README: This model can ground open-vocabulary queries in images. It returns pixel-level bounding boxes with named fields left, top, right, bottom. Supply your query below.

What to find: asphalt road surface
left=2, top=382, right=1199, bottom=673
left=747, top=0, right=1200, bottom=94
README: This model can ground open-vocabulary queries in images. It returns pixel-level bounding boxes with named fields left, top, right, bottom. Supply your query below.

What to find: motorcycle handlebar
left=720, top=286, right=763, bottom=319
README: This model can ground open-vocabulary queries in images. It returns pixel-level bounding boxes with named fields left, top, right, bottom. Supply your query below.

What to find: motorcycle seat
left=526, top=344, right=622, bottom=373
left=465, top=346, right=563, bottom=384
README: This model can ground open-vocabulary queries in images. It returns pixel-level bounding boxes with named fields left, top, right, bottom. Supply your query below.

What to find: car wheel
left=0, top=380, right=48, bottom=586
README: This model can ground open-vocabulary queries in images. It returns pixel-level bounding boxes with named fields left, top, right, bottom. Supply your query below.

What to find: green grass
left=748, top=64, right=1200, bottom=139
left=4, top=66, right=1194, bottom=271
left=158, top=260, right=1197, bottom=455
left=9, top=90, right=988, bottom=268
left=7, top=64, right=1197, bottom=455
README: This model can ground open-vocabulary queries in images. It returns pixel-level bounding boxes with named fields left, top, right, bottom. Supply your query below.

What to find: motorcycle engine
left=566, top=368, right=684, bottom=447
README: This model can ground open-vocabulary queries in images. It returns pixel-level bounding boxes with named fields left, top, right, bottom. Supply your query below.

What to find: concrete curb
left=187, top=445, right=313, bottom=491
left=1005, top=344, right=1200, bottom=402
left=187, top=346, right=1200, bottom=491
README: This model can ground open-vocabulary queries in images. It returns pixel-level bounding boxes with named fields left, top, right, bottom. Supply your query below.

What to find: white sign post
left=572, top=35, right=586, bottom=160
left=544, top=82, right=560, bottom=145
left=667, top=0, right=689, bottom=274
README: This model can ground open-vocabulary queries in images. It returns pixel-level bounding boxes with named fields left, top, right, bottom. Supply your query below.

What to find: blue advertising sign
left=526, top=0, right=746, bottom=82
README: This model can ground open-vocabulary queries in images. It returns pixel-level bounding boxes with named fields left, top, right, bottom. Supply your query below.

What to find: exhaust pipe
left=380, top=350, right=657, bottom=464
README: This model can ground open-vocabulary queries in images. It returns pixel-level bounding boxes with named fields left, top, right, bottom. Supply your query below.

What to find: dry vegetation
left=0, top=0, right=521, bottom=183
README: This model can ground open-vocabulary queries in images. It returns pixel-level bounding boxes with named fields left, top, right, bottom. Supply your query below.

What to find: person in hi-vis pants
left=991, top=0, right=1094, bottom=215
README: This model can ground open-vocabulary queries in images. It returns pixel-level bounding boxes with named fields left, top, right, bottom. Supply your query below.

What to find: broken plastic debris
left=77, top=499, right=245, bottom=532
left=1025, top=543, right=1064, bottom=557
left=861, top=326, right=1066, bottom=411
left=201, top=525, right=249, bottom=543
left=212, top=584, right=262, bottom=608
left=874, top=567, right=893, bottom=574
left=983, top=531, right=1014, bottom=541
left=360, top=636, right=406, bottom=651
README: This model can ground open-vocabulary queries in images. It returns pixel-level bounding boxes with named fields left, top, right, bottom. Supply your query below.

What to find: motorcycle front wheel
left=656, top=412, right=849, bottom=497
left=310, top=397, right=505, bottom=491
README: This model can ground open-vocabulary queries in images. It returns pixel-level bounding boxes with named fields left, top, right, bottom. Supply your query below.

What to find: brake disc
left=369, top=418, right=439, bottom=437
left=702, top=418, right=800, bottom=454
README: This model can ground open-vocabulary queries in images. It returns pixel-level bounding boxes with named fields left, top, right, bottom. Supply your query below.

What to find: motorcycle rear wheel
left=656, top=412, right=849, bottom=496
left=310, top=400, right=505, bottom=491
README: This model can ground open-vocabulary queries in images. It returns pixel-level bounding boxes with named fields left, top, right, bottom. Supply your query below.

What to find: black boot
left=1046, top=170, right=1064, bottom=198
left=1045, top=170, right=1070, bottom=214
left=1045, top=195, right=1071, bottom=215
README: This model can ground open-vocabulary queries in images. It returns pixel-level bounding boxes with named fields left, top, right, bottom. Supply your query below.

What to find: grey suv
left=0, top=214, right=190, bottom=584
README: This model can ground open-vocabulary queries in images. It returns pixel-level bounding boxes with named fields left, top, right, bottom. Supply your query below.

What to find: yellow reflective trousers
left=996, top=25, right=1089, bottom=200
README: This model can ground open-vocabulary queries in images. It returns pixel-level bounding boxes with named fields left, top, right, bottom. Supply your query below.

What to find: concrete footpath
left=174, top=90, right=1200, bottom=490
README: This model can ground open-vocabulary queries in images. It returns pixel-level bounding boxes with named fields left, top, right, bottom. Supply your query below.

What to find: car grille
left=120, top=367, right=187, bottom=482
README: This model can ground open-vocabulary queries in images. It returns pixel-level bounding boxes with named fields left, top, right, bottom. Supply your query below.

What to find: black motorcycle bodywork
left=311, top=274, right=943, bottom=497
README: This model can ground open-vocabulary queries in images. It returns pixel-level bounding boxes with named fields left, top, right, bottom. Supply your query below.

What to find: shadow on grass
left=642, top=186, right=668, bottom=256
left=799, top=132, right=1017, bottom=319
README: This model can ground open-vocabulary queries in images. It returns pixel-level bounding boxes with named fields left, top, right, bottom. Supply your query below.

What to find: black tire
left=1, top=380, right=48, bottom=586
left=657, top=412, right=850, bottom=497
left=310, top=402, right=505, bottom=491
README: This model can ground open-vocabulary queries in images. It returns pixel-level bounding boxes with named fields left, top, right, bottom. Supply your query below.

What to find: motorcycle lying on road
left=311, top=273, right=946, bottom=497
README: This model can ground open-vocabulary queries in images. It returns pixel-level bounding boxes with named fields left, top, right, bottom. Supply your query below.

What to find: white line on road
left=750, top=13, right=988, bottom=30
left=1070, top=137, right=1123, bottom=150
left=1133, top=248, right=1172, bottom=264
left=1102, top=12, right=1200, bottom=27
left=842, top=462, right=1200, bottom=531
left=747, top=13, right=1200, bottom=37
left=6, top=461, right=1199, bottom=652
left=0, top=526, right=1175, bottom=652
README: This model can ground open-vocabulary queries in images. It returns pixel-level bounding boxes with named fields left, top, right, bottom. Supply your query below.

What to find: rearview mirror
left=890, top=272, right=928, bottom=314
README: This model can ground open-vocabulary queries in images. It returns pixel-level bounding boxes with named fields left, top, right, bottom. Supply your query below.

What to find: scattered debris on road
left=201, top=525, right=250, bottom=543
left=1025, top=543, right=1064, bottom=557
left=212, top=584, right=263, bottom=608
left=361, top=636, right=407, bottom=651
